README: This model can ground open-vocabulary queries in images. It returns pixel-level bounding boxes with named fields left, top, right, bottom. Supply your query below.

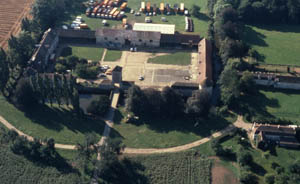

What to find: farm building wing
left=133, top=23, right=175, bottom=35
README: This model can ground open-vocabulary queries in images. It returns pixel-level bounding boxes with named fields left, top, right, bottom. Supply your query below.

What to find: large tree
left=14, top=78, right=39, bottom=107
left=185, top=89, right=211, bottom=118
left=161, top=86, right=184, bottom=118
left=0, top=49, right=9, bottom=93
left=87, top=95, right=110, bottom=116
left=125, top=85, right=148, bottom=116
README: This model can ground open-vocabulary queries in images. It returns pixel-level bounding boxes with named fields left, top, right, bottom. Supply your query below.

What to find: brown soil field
left=211, top=158, right=239, bottom=184
left=0, top=0, right=34, bottom=49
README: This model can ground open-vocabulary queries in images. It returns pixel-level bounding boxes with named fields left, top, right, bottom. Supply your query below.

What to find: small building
left=112, top=65, right=122, bottom=83
left=133, top=23, right=175, bottom=35
left=198, top=38, right=213, bottom=90
left=29, top=29, right=59, bottom=72
left=95, top=28, right=161, bottom=48
left=252, top=123, right=300, bottom=148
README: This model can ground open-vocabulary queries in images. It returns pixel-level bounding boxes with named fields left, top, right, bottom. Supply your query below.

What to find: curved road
left=0, top=114, right=250, bottom=154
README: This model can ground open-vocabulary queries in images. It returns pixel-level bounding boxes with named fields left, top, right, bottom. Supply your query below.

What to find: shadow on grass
left=58, top=0, right=87, bottom=25
left=250, top=161, right=267, bottom=176
left=114, top=108, right=233, bottom=138
left=249, top=24, right=300, bottom=33
left=194, top=12, right=211, bottom=22
left=23, top=104, right=105, bottom=135
left=243, top=26, right=268, bottom=47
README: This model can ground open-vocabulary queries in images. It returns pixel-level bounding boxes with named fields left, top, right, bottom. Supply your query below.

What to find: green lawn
left=148, top=51, right=191, bottom=65
left=129, top=151, right=212, bottom=184
left=103, top=49, right=123, bottom=61
left=0, top=96, right=105, bottom=145
left=61, top=46, right=104, bottom=61
left=242, top=88, right=300, bottom=124
left=243, top=25, right=300, bottom=66
left=111, top=107, right=236, bottom=148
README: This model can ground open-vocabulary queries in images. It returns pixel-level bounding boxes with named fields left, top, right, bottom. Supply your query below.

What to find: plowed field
left=0, top=0, right=34, bottom=49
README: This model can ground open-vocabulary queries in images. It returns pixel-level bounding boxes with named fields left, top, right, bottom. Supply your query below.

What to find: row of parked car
left=85, top=0, right=126, bottom=20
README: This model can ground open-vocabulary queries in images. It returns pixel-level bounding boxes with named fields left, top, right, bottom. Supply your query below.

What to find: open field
left=148, top=51, right=191, bottom=65
left=0, top=145, right=82, bottom=184
left=63, top=0, right=209, bottom=36
left=128, top=151, right=212, bottom=184
left=244, top=25, right=300, bottom=66
left=103, top=49, right=122, bottom=61
left=112, top=107, right=236, bottom=148
left=60, top=45, right=105, bottom=61
left=0, top=96, right=105, bottom=144
left=242, top=88, right=300, bottom=123
left=0, top=0, right=34, bottom=49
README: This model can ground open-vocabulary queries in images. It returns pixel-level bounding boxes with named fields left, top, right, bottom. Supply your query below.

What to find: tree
left=191, top=4, right=201, bottom=17
left=66, top=55, right=79, bottom=69
left=76, top=133, right=98, bottom=161
left=87, top=95, right=110, bottom=116
left=237, top=148, right=253, bottom=166
left=265, top=173, right=275, bottom=184
left=239, top=71, right=254, bottom=94
left=31, top=0, right=64, bottom=31
left=218, top=64, right=240, bottom=108
left=0, top=48, right=9, bottom=93
left=240, top=171, right=258, bottom=184
left=289, top=160, right=300, bottom=174
left=14, top=78, right=39, bottom=107
left=161, top=87, right=184, bottom=118
left=125, top=85, right=148, bottom=116
left=143, top=88, right=163, bottom=116
left=55, top=63, right=67, bottom=73
left=185, top=89, right=211, bottom=118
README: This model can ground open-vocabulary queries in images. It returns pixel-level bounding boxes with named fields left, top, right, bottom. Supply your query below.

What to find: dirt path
left=0, top=112, right=249, bottom=153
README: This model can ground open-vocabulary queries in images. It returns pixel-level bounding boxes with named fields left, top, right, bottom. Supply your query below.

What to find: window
left=139, top=39, right=142, bottom=42
left=115, top=38, right=118, bottom=40
left=104, top=37, right=107, bottom=40
left=149, top=40, right=153, bottom=43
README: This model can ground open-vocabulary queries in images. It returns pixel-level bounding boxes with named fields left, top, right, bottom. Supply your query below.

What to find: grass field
left=148, top=51, right=191, bottom=65
left=242, top=88, right=300, bottom=123
left=0, top=146, right=82, bottom=184
left=62, top=0, right=209, bottom=36
left=61, top=46, right=105, bottom=61
left=129, top=151, right=212, bottom=184
left=112, top=107, right=236, bottom=148
left=103, top=49, right=123, bottom=61
left=244, top=25, right=300, bottom=66
left=221, top=133, right=300, bottom=184
left=0, top=96, right=105, bottom=144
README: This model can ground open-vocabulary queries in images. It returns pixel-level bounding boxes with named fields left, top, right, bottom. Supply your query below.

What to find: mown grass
left=61, top=46, right=104, bottom=61
left=0, top=96, right=105, bottom=144
left=112, top=107, right=236, bottom=148
left=0, top=146, right=82, bottom=184
left=244, top=25, right=300, bottom=66
left=129, top=151, right=212, bottom=184
left=103, top=49, right=123, bottom=61
left=148, top=51, right=191, bottom=65
left=241, top=88, right=300, bottom=124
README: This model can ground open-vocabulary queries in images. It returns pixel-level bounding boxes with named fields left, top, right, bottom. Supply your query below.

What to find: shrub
left=240, top=171, right=258, bottom=184
left=264, top=173, right=275, bottom=184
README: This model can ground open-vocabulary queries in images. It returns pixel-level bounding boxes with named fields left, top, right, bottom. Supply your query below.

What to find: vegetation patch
left=129, top=151, right=212, bottom=184
left=112, top=107, right=235, bottom=148
left=241, top=87, right=300, bottom=124
left=0, top=96, right=105, bottom=144
left=148, top=52, right=191, bottom=65
left=103, top=49, right=122, bottom=61
left=243, top=25, right=300, bottom=66
left=61, top=46, right=104, bottom=61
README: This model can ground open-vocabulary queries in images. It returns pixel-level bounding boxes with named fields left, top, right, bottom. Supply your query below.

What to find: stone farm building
left=252, top=123, right=300, bottom=148
left=95, top=29, right=161, bottom=48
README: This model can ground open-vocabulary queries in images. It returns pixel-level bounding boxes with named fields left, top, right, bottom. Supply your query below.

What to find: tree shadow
left=243, top=26, right=268, bottom=47
left=125, top=113, right=233, bottom=138
left=23, top=104, right=105, bottom=137
left=250, top=161, right=267, bottom=176
left=113, top=109, right=124, bottom=125
left=250, top=24, right=300, bottom=33
left=58, top=0, right=87, bottom=25
left=194, top=12, right=211, bottom=22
